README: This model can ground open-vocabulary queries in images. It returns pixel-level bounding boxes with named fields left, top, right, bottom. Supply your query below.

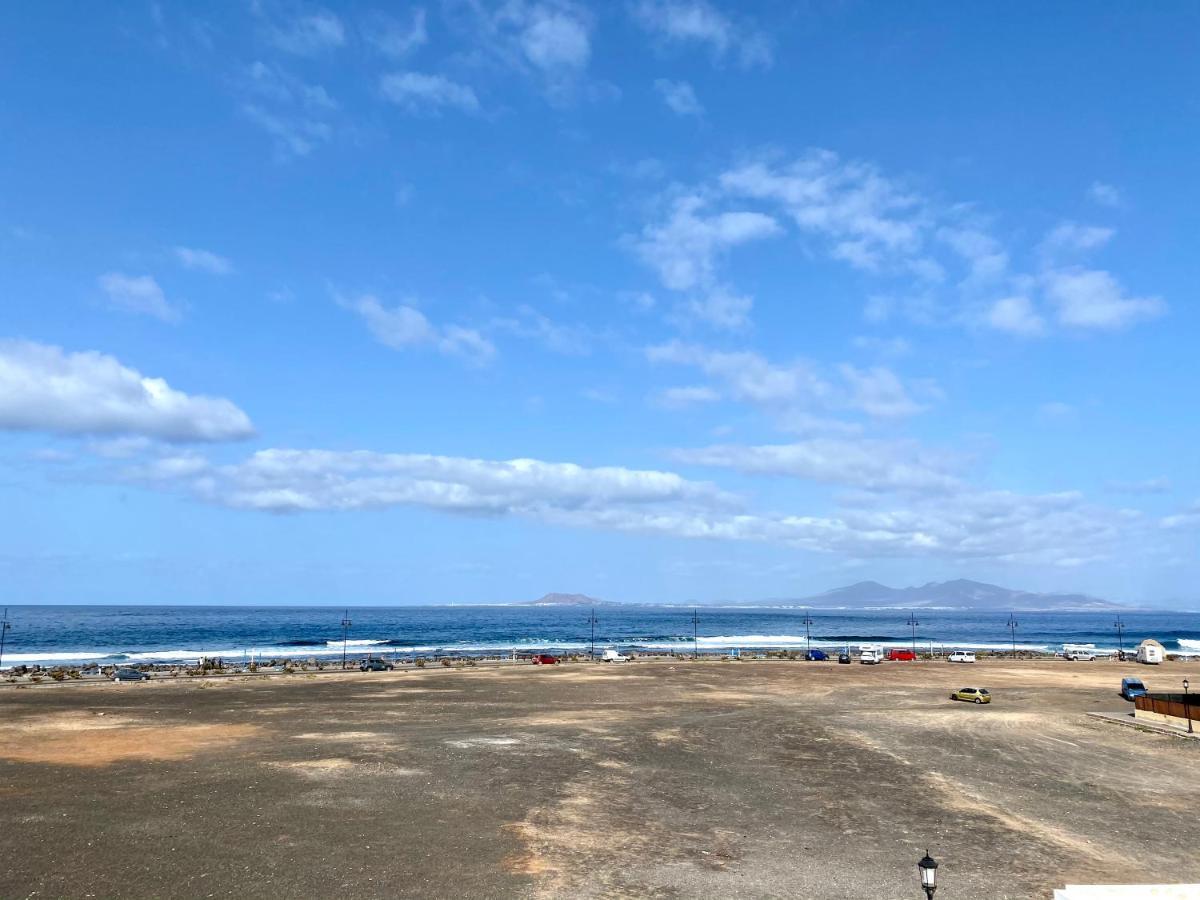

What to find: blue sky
left=1, top=1, right=1198, bottom=606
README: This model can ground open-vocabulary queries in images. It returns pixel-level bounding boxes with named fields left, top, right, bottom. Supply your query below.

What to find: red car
left=532, top=654, right=559, bottom=665
left=887, top=649, right=917, bottom=661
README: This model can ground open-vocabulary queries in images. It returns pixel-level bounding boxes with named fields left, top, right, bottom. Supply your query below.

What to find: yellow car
left=950, top=687, right=991, bottom=704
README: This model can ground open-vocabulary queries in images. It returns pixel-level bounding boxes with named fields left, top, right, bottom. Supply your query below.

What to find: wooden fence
left=1136, top=693, right=1200, bottom=721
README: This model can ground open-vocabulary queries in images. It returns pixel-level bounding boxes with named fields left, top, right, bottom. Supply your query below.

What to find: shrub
left=414, top=658, right=426, bottom=668
left=441, top=658, right=452, bottom=667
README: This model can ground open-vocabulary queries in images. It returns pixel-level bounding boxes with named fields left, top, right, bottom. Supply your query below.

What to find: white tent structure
left=1137, top=638, right=1166, bottom=665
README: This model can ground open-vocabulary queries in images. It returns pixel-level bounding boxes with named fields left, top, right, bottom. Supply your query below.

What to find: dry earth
left=0, top=659, right=1197, bottom=899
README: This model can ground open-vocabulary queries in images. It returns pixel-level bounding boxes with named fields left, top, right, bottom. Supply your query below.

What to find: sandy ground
left=0, top=658, right=1197, bottom=899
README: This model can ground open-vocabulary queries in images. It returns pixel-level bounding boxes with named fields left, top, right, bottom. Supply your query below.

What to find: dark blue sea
left=1, top=605, right=1198, bottom=668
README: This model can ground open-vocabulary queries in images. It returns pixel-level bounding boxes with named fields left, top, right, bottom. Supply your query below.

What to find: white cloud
left=340, top=293, right=496, bottom=365
left=121, top=443, right=1133, bottom=566
left=646, top=341, right=935, bottom=420
left=97, top=272, right=181, bottom=322
left=240, top=103, right=333, bottom=159
left=633, top=148, right=1163, bottom=338
left=1044, top=267, right=1165, bottom=331
left=851, top=335, right=912, bottom=357
left=239, top=62, right=338, bottom=158
left=633, top=194, right=780, bottom=292
left=672, top=438, right=963, bottom=493
left=838, top=364, right=934, bottom=419
left=1037, top=401, right=1077, bottom=423
left=266, top=10, right=346, bottom=55
left=450, top=1, right=594, bottom=100
left=719, top=151, right=926, bottom=272
left=985, top=296, right=1045, bottom=337
left=653, top=385, right=722, bottom=408
left=631, top=0, right=772, bottom=67
left=674, top=287, right=753, bottom=331
left=1161, top=500, right=1200, bottom=530
left=362, top=9, right=428, bottom=57
left=380, top=71, right=481, bottom=113
left=174, top=246, right=233, bottom=275
left=1039, top=221, right=1115, bottom=256
left=0, top=340, right=254, bottom=442
left=490, top=305, right=592, bottom=355
left=1106, top=477, right=1170, bottom=495
left=517, top=3, right=591, bottom=71
left=654, top=78, right=703, bottom=116
left=1088, top=181, right=1122, bottom=208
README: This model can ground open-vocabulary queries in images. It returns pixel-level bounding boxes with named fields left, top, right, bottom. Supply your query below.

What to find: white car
left=1063, top=649, right=1096, bottom=661
left=600, top=649, right=629, bottom=662
left=947, top=651, right=976, bottom=664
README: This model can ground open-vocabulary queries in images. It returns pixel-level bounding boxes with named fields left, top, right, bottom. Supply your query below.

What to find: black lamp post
left=691, top=607, right=700, bottom=659
left=1006, top=613, right=1019, bottom=659
left=1185, top=679, right=1193, bottom=735
left=587, top=609, right=598, bottom=662
left=340, top=609, right=352, bottom=670
left=1114, top=615, right=1126, bottom=658
left=918, top=850, right=938, bottom=899
left=0, top=608, right=11, bottom=671
left=907, top=611, right=920, bottom=658
left=801, top=614, right=814, bottom=657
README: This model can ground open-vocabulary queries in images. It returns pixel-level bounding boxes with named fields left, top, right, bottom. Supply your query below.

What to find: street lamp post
left=340, top=609, right=352, bottom=670
left=1006, top=614, right=1019, bottom=659
left=1114, top=615, right=1126, bottom=658
left=918, top=850, right=938, bottom=899
left=0, top=609, right=11, bottom=671
left=906, top=611, right=920, bottom=658
left=1185, top=679, right=1194, bottom=735
left=691, top=608, right=700, bottom=660
left=587, top=609, right=598, bottom=662
left=801, top=614, right=814, bottom=657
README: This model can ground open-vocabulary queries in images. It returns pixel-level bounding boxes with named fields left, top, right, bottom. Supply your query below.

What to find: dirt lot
left=0, top=659, right=1197, bottom=899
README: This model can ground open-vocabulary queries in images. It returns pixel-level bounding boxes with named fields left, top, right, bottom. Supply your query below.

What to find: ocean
left=1, top=604, right=1199, bottom=668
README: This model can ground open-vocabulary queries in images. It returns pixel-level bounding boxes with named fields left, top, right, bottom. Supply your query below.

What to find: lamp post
left=1006, top=614, right=1019, bottom=659
left=906, top=611, right=920, bottom=658
left=918, top=850, right=938, bottom=899
left=691, top=607, right=700, bottom=660
left=1114, top=615, right=1126, bottom=658
left=587, top=608, right=598, bottom=662
left=801, top=613, right=814, bottom=657
left=1185, top=679, right=1193, bottom=735
left=340, top=609, right=352, bottom=670
left=0, top=609, right=11, bottom=671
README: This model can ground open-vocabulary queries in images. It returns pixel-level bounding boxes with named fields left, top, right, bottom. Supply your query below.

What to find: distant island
left=515, top=580, right=1128, bottom=611
left=792, top=579, right=1126, bottom=611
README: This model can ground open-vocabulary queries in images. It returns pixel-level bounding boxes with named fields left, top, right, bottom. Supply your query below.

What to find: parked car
left=1064, top=649, right=1096, bottom=661
left=950, top=687, right=991, bottom=704
left=887, top=649, right=916, bottom=661
left=1120, top=677, right=1148, bottom=701
left=805, top=649, right=828, bottom=661
left=837, top=652, right=852, bottom=665
left=532, top=654, right=559, bottom=665
left=112, top=668, right=148, bottom=682
left=601, top=649, right=630, bottom=662
left=859, top=647, right=883, bottom=665
left=359, top=658, right=394, bottom=672
left=947, top=651, right=976, bottom=664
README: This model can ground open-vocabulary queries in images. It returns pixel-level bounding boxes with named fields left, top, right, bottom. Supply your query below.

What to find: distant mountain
left=798, top=579, right=1125, bottom=611
left=517, top=593, right=616, bottom=608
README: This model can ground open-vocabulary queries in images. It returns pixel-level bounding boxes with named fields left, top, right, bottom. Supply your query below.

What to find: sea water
left=1, top=605, right=1197, bottom=668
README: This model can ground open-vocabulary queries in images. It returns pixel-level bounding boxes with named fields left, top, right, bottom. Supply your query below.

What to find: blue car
left=1120, top=677, right=1148, bottom=701
left=805, top=649, right=828, bottom=661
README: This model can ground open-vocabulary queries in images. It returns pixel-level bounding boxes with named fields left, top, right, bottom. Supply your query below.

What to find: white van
left=600, top=648, right=629, bottom=663
left=948, top=650, right=976, bottom=664
left=1136, top=641, right=1164, bottom=665
left=858, top=645, right=883, bottom=665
